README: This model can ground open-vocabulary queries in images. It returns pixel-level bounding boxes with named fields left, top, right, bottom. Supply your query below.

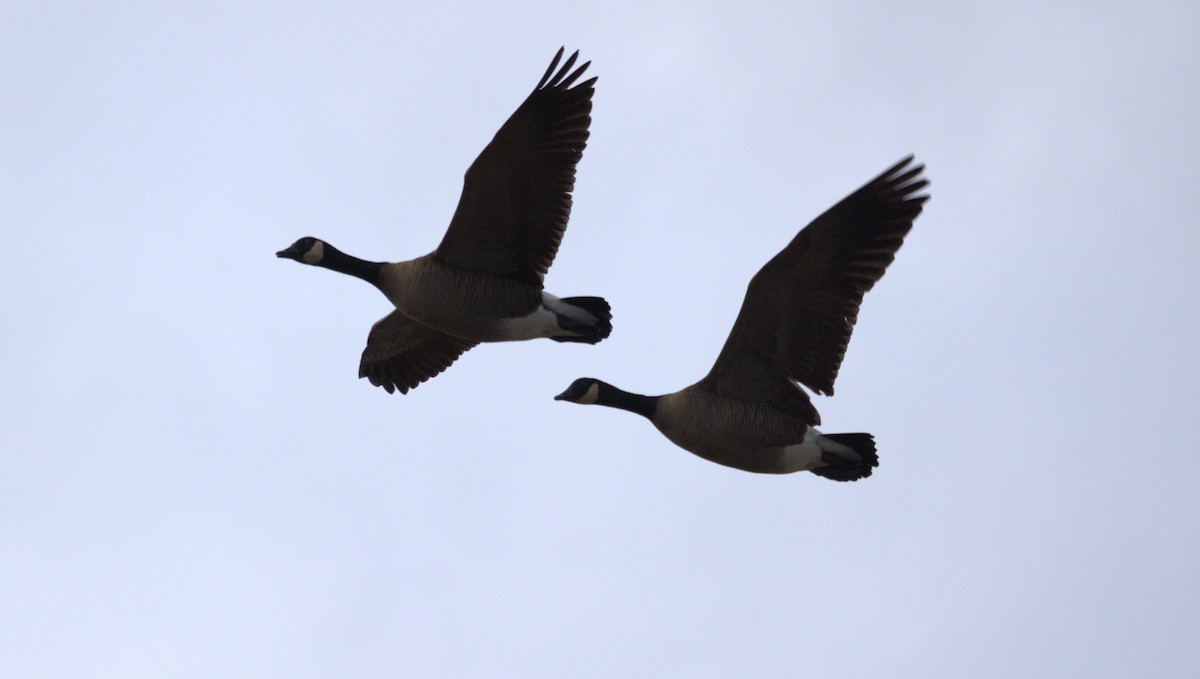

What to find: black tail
left=550, top=296, right=613, bottom=344
left=810, top=433, right=878, bottom=482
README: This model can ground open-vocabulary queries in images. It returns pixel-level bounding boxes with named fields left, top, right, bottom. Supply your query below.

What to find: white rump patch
left=302, top=240, right=325, bottom=264
left=496, top=292, right=595, bottom=340
left=542, top=292, right=597, bottom=324
left=496, top=306, right=559, bottom=340
left=779, top=427, right=831, bottom=473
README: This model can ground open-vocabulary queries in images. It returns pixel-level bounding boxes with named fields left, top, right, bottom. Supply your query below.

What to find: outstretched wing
left=702, top=157, right=929, bottom=421
left=435, top=48, right=596, bottom=287
left=359, top=311, right=478, bottom=394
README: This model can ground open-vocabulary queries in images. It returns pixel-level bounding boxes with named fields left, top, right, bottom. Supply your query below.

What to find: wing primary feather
left=553, top=51, right=580, bottom=85
left=557, top=62, right=593, bottom=90
left=536, top=47, right=566, bottom=90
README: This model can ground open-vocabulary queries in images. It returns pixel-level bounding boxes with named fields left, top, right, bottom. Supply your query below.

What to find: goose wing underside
left=359, top=311, right=478, bottom=394
left=701, top=157, right=929, bottom=420
left=435, top=48, right=596, bottom=287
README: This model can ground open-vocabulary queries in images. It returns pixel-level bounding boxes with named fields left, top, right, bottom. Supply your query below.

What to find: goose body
left=655, top=388, right=835, bottom=474
left=277, top=49, right=611, bottom=394
left=556, top=157, right=929, bottom=479
left=375, top=254, right=601, bottom=342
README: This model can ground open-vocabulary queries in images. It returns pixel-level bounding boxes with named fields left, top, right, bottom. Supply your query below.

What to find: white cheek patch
left=580, top=382, right=600, bottom=404
left=302, top=240, right=325, bottom=264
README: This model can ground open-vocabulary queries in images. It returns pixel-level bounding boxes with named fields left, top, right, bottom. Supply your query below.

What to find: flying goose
left=556, top=157, right=928, bottom=478
left=277, top=48, right=611, bottom=394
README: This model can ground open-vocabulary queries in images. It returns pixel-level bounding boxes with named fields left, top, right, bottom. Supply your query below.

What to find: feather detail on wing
left=701, top=156, right=929, bottom=421
left=435, top=48, right=596, bottom=287
left=359, top=311, right=478, bottom=394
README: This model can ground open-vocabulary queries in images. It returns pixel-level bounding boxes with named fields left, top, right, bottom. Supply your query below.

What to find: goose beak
left=276, top=246, right=301, bottom=260
left=553, top=390, right=569, bottom=401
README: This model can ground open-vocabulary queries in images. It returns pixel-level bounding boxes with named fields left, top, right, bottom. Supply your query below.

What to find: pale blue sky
left=3, top=1, right=1199, bottom=677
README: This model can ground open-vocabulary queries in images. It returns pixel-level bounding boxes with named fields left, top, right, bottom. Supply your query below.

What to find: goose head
left=555, top=378, right=659, bottom=419
left=276, top=237, right=327, bottom=265
left=554, top=377, right=605, bottom=404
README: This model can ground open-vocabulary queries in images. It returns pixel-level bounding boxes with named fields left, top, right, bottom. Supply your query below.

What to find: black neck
left=321, top=245, right=384, bottom=284
left=598, top=382, right=659, bottom=420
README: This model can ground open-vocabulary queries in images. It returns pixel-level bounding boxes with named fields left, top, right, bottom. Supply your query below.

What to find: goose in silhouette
left=556, top=157, right=928, bottom=478
left=277, top=49, right=610, bottom=394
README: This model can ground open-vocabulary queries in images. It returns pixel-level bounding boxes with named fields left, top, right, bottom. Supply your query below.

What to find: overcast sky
left=3, top=1, right=1199, bottom=677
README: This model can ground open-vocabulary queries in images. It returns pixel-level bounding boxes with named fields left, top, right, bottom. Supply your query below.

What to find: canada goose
left=277, top=48, right=611, bottom=394
left=556, top=157, right=928, bottom=478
